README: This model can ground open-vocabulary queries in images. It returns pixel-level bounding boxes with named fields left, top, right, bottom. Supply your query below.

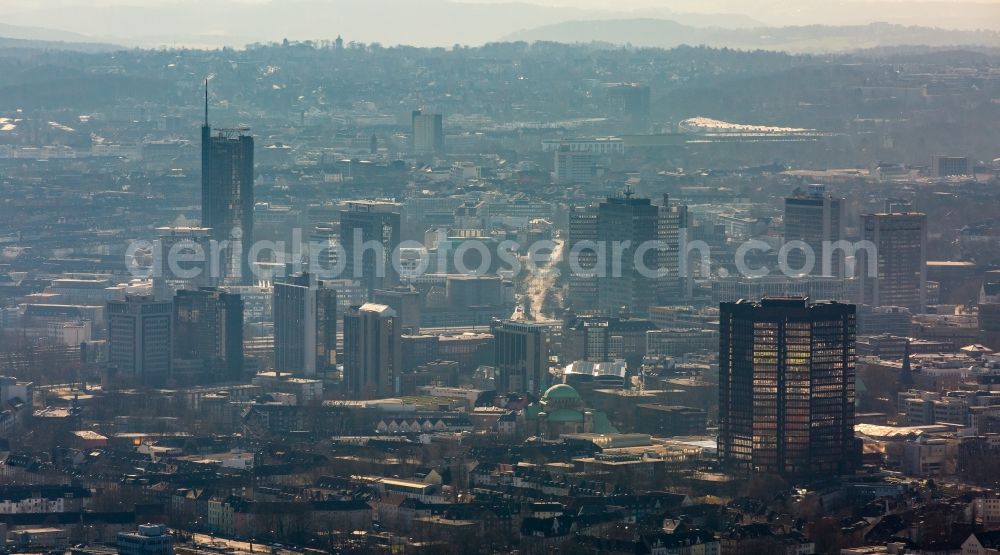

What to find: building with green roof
left=524, top=383, right=617, bottom=439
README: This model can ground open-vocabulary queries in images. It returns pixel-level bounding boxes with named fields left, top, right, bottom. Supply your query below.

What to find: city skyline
left=0, top=11, right=997, bottom=554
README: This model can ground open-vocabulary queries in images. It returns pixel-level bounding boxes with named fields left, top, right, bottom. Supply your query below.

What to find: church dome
left=542, top=383, right=580, bottom=402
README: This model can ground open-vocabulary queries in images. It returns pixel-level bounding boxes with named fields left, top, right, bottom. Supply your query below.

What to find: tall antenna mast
left=204, top=79, right=209, bottom=127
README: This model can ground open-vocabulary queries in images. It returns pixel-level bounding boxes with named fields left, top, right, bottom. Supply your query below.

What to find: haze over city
left=0, top=1, right=999, bottom=554
left=2, top=0, right=1000, bottom=48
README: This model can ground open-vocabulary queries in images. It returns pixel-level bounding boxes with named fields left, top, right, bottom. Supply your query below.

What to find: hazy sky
left=5, top=0, right=999, bottom=8
left=2, top=0, right=999, bottom=48
left=487, top=0, right=999, bottom=4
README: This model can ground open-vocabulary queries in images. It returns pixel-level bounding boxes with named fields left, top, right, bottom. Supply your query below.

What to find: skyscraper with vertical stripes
left=718, top=297, right=858, bottom=477
left=201, top=81, right=255, bottom=284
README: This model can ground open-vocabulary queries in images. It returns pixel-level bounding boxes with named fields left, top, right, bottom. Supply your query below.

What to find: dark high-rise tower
left=718, top=298, right=857, bottom=477
left=173, top=287, right=244, bottom=383
left=597, top=192, right=660, bottom=315
left=568, top=194, right=686, bottom=312
left=491, top=320, right=549, bottom=395
left=859, top=211, right=927, bottom=314
left=979, top=271, right=1000, bottom=350
left=784, top=185, right=844, bottom=277
left=340, top=201, right=401, bottom=297
left=201, top=81, right=255, bottom=284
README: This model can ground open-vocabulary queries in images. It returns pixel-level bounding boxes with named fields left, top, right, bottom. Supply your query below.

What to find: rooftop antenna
left=204, top=79, right=209, bottom=127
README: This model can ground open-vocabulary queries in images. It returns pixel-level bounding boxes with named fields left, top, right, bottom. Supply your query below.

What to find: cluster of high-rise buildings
left=2, top=38, right=1000, bottom=555
left=567, top=192, right=689, bottom=315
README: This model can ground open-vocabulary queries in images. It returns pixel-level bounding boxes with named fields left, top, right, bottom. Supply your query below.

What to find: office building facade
left=979, top=273, right=1000, bottom=350
left=107, top=296, right=173, bottom=386
left=372, top=286, right=421, bottom=333
left=492, top=320, right=549, bottom=395
left=932, top=155, right=972, bottom=177
left=153, top=226, right=214, bottom=300
left=340, top=201, right=402, bottom=297
left=201, top=86, right=254, bottom=284
left=343, top=303, right=401, bottom=399
left=658, top=194, right=690, bottom=302
left=784, top=185, right=844, bottom=277
left=859, top=212, right=927, bottom=313
left=411, top=110, right=444, bottom=154
left=173, top=288, right=244, bottom=383
left=554, top=149, right=596, bottom=184
left=598, top=193, right=660, bottom=315
left=562, top=314, right=656, bottom=369
left=718, top=298, right=857, bottom=476
left=569, top=194, right=686, bottom=312
left=567, top=205, right=600, bottom=310
left=273, top=273, right=337, bottom=377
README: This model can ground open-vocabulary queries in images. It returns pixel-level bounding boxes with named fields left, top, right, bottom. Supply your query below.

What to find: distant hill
left=0, top=22, right=96, bottom=42
left=0, top=0, right=760, bottom=49
left=2, top=1, right=998, bottom=50
left=0, top=36, right=122, bottom=53
left=503, top=19, right=1000, bottom=53
left=0, top=23, right=121, bottom=52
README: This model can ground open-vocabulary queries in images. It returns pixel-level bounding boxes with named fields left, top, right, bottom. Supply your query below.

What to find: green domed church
left=523, top=383, right=617, bottom=440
